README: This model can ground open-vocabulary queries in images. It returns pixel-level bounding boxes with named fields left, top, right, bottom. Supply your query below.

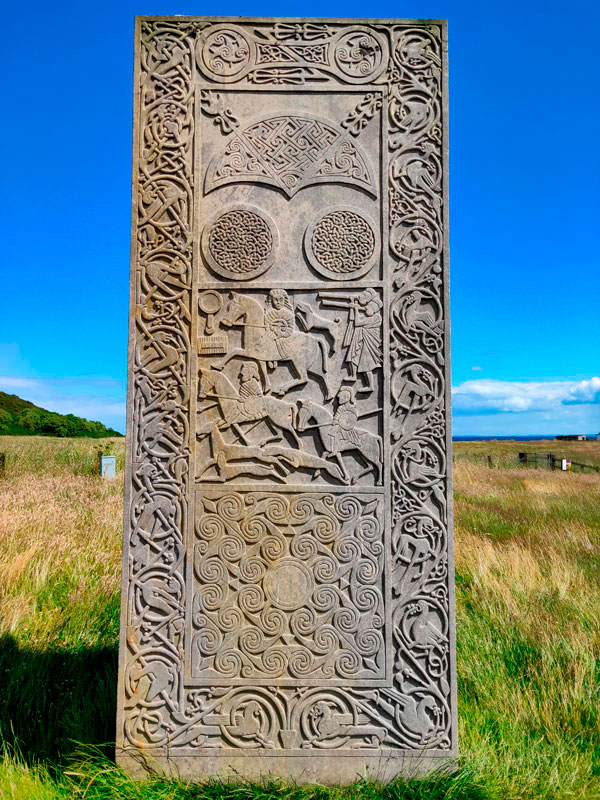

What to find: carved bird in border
left=409, top=600, right=447, bottom=649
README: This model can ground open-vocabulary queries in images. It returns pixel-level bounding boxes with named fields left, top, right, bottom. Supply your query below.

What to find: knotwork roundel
left=202, top=205, right=278, bottom=281
left=305, top=207, right=378, bottom=281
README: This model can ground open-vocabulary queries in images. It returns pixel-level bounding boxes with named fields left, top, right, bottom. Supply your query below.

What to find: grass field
left=0, top=436, right=599, bottom=799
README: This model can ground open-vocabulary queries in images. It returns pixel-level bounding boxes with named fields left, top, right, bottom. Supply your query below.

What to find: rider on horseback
left=256, top=289, right=296, bottom=367
left=238, top=362, right=266, bottom=418
left=329, top=386, right=361, bottom=454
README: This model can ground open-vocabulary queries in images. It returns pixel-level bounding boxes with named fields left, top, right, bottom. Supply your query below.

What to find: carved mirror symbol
left=304, top=207, right=379, bottom=281
left=201, top=205, right=278, bottom=281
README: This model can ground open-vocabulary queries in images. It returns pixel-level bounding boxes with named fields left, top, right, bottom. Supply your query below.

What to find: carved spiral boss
left=120, top=16, right=453, bottom=780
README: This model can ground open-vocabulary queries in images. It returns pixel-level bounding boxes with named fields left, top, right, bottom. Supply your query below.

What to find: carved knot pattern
left=204, top=114, right=376, bottom=198
left=192, top=493, right=385, bottom=682
left=312, top=211, right=375, bottom=274
left=202, top=206, right=278, bottom=281
left=122, top=18, right=453, bottom=760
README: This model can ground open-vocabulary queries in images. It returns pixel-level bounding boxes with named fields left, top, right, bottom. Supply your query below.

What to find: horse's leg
left=212, top=347, right=246, bottom=370
left=273, top=355, right=308, bottom=396
left=197, top=457, right=217, bottom=481
left=333, top=451, right=350, bottom=483
left=281, top=420, right=302, bottom=449
left=255, top=359, right=271, bottom=392
left=307, top=338, right=333, bottom=401
left=351, top=438, right=381, bottom=484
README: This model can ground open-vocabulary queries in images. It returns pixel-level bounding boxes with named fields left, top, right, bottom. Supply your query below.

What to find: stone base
left=117, top=749, right=458, bottom=785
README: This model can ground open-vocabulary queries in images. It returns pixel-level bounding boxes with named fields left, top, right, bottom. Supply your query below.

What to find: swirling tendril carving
left=120, top=18, right=452, bottom=761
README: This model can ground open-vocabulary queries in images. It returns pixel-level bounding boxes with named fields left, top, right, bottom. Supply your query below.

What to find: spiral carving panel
left=120, top=15, right=453, bottom=783
left=191, top=492, right=386, bottom=683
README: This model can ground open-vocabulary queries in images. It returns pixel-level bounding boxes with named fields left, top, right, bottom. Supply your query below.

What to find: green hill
left=0, top=391, right=123, bottom=438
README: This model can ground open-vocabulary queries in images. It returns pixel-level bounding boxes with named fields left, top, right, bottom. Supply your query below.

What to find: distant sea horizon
left=453, top=434, right=599, bottom=442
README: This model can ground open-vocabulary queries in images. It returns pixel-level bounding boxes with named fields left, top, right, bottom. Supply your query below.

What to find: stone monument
left=117, top=16, right=455, bottom=783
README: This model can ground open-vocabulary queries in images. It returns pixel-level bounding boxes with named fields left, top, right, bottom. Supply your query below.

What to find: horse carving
left=214, top=292, right=332, bottom=399
left=297, top=398, right=383, bottom=484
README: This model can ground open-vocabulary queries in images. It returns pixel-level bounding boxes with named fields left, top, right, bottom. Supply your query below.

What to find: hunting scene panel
left=195, top=287, right=386, bottom=487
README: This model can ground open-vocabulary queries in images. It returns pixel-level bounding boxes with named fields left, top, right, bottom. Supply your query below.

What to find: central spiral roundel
left=263, top=559, right=313, bottom=611
left=305, top=207, right=378, bottom=281
left=202, top=205, right=277, bottom=280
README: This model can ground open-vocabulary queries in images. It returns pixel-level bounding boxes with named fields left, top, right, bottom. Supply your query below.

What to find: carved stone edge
left=115, top=19, right=143, bottom=758
left=440, top=19, right=457, bottom=762
left=117, top=749, right=458, bottom=783
left=117, top=16, right=457, bottom=775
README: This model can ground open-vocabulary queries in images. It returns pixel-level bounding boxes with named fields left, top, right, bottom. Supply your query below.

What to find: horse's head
left=220, top=291, right=244, bottom=327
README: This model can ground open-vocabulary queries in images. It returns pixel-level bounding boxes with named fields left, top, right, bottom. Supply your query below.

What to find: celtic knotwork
left=205, top=114, right=377, bottom=198
left=313, top=211, right=374, bottom=272
left=201, top=206, right=277, bottom=280
left=121, top=17, right=453, bottom=770
left=305, top=208, right=378, bottom=280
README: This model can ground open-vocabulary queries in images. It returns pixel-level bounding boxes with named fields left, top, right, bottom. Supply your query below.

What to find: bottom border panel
left=117, top=748, right=459, bottom=784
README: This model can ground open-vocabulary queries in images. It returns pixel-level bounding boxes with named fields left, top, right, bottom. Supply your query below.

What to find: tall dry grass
left=0, top=438, right=598, bottom=798
left=454, top=462, right=600, bottom=798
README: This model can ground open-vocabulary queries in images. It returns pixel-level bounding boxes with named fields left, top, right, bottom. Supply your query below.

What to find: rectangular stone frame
left=117, top=16, right=455, bottom=783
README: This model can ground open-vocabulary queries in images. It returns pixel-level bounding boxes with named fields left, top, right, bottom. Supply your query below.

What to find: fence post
left=487, top=455, right=492, bottom=468
left=0, top=453, right=5, bottom=478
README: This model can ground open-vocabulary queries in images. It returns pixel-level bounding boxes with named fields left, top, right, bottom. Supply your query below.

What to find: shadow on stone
left=0, top=633, right=117, bottom=766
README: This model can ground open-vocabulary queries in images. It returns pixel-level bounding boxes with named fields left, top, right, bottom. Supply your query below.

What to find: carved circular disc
left=202, top=205, right=278, bottom=281
left=332, top=27, right=388, bottom=83
left=196, top=26, right=252, bottom=82
left=304, top=207, right=379, bottom=281
left=198, top=289, right=222, bottom=315
left=263, top=559, right=314, bottom=611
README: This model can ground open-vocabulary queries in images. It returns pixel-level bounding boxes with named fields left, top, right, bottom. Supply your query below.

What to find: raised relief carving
left=333, top=27, right=386, bottom=82
left=192, top=492, right=385, bottom=682
left=201, top=205, right=278, bottom=281
left=195, top=287, right=383, bottom=487
left=204, top=114, right=376, bottom=198
left=198, top=26, right=252, bottom=82
left=197, top=24, right=388, bottom=85
left=121, top=17, right=452, bottom=778
left=304, top=208, right=378, bottom=280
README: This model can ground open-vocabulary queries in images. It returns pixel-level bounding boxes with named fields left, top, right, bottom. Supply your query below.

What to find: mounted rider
left=238, top=362, right=266, bottom=418
left=328, top=386, right=361, bottom=454
left=256, top=289, right=296, bottom=367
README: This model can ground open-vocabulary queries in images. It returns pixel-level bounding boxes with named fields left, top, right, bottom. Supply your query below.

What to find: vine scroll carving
left=118, top=16, right=454, bottom=783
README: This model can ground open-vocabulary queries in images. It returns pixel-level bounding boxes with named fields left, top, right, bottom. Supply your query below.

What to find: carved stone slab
left=117, top=16, right=455, bottom=783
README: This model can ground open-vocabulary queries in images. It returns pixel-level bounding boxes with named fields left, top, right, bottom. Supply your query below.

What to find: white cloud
left=471, top=366, right=482, bottom=371
left=0, top=375, right=126, bottom=433
left=452, top=377, right=600, bottom=415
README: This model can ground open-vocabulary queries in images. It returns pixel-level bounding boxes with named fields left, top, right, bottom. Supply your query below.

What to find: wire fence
left=453, top=451, right=600, bottom=473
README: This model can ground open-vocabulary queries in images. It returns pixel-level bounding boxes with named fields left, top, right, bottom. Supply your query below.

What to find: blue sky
left=1, top=0, right=598, bottom=435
